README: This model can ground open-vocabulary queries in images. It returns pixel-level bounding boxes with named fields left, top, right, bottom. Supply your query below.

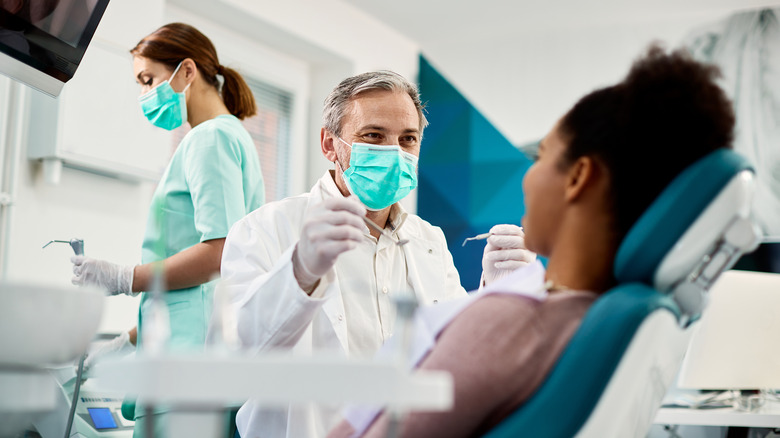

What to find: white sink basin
left=0, top=281, right=104, bottom=436
left=0, top=281, right=104, bottom=366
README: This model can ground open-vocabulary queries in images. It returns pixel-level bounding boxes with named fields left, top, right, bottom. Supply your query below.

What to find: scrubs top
left=137, top=114, right=265, bottom=352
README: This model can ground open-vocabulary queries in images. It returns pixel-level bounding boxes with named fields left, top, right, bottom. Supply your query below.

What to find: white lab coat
left=221, top=171, right=468, bottom=438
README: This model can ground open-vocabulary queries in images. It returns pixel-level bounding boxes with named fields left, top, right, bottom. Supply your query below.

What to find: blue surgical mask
left=138, top=62, right=190, bottom=130
left=337, top=137, right=419, bottom=211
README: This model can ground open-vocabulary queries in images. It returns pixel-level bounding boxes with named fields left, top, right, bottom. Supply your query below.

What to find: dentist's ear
left=320, top=128, right=338, bottom=162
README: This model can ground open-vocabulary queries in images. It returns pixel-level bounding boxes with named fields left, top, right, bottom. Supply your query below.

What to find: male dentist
left=220, top=71, right=534, bottom=438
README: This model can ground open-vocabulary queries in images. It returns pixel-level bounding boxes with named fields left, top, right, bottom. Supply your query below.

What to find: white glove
left=71, top=256, right=134, bottom=296
left=481, top=224, right=537, bottom=287
left=293, top=196, right=366, bottom=291
left=83, top=331, right=134, bottom=372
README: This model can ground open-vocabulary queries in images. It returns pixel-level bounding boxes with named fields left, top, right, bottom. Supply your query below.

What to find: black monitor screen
left=732, top=242, right=780, bottom=274
left=0, top=0, right=109, bottom=82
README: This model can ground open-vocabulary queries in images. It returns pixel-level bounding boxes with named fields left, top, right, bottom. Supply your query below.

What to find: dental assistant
left=220, top=70, right=535, bottom=438
left=70, top=22, right=265, bottom=435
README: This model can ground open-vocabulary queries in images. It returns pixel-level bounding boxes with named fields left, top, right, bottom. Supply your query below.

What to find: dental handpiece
left=42, top=238, right=84, bottom=255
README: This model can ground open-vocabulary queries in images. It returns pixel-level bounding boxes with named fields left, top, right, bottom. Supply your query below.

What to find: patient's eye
left=520, top=140, right=541, bottom=162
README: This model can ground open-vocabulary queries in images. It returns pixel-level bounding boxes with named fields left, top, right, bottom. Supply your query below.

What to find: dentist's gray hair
left=322, top=70, right=428, bottom=137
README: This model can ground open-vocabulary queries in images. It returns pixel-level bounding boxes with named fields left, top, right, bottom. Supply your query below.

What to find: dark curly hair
left=558, top=44, right=735, bottom=240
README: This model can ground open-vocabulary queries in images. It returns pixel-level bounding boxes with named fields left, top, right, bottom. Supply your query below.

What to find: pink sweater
left=329, top=290, right=597, bottom=438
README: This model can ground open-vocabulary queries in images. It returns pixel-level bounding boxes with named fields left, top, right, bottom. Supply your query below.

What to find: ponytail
left=219, top=65, right=257, bottom=120
left=132, top=23, right=258, bottom=121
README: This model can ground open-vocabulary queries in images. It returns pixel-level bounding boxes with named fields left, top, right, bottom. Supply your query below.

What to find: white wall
left=420, top=11, right=738, bottom=147
left=0, top=0, right=420, bottom=334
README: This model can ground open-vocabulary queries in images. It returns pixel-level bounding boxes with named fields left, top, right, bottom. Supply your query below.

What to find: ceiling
left=343, top=0, right=780, bottom=48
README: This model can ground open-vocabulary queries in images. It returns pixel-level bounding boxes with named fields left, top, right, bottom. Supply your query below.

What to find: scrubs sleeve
left=184, top=126, right=247, bottom=242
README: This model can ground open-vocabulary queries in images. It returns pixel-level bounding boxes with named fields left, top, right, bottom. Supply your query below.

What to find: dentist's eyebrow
left=357, top=124, right=387, bottom=131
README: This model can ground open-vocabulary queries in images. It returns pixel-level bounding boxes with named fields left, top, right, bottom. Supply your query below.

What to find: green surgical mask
left=338, top=137, right=419, bottom=211
left=138, top=61, right=190, bottom=131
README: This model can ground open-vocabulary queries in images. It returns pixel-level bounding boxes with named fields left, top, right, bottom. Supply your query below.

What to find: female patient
left=328, top=45, right=736, bottom=438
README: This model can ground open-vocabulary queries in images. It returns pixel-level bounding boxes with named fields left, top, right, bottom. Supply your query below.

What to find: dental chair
left=484, top=149, right=760, bottom=438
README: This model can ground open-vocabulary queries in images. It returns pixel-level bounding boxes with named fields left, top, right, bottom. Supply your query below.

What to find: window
left=171, top=77, right=293, bottom=202
left=242, top=78, right=293, bottom=202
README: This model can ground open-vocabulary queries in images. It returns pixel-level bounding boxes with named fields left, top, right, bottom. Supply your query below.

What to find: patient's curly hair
left=559, top=43, right=735, bottom=240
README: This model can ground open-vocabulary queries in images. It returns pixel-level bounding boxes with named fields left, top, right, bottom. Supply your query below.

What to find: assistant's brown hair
left=131, top=22, right=257, bottom=120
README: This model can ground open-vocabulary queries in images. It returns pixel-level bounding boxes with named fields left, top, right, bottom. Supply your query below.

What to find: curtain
left=685, top=9, right=780, bottom=236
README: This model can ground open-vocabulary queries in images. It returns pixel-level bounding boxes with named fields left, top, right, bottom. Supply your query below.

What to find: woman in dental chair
left=327, top=44, right=737, bottom=438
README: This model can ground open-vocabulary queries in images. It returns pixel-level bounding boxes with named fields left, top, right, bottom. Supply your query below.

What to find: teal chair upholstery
left=485, top=149, right=760, bottom=438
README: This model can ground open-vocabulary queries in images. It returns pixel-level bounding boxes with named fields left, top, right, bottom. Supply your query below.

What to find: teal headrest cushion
left=614, top=149, right=752, bottom=285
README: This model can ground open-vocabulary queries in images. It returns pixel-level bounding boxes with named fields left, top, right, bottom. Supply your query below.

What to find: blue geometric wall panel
left=417, top=55, right=534, bottom=291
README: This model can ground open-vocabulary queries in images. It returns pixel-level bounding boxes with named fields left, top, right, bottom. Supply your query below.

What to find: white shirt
left=219, top=171, right=468, bottom=438
left=339, top=204, right=410, bottom=355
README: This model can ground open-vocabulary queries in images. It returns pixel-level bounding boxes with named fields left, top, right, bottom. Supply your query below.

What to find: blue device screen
left=87, top=407, right=118, bottom=429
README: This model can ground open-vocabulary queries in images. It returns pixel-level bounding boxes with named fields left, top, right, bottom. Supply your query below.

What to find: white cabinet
left=26, top=0, right=169, bottom=183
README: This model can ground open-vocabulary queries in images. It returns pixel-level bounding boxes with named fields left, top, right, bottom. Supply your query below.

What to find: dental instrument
left=461, top=233, right=491, bottom=247
left=42, top=238, right=84, bottom=255
left=363, top=216, right=409, bottom=246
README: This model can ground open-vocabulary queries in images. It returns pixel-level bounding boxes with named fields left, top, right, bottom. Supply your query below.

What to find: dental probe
left=363, top=216, right=409, bottom=246
left=461, top=233, right=492, bottom=246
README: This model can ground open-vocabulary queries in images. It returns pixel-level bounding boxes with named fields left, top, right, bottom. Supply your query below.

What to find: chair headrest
left=614, top=149, right=755, bottom=291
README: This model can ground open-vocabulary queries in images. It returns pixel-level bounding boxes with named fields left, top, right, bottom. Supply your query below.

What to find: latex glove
left=71, top=256, right=134, bottom=296
left=481, top=224, right=537, bottom=287
left=293, top=196, right=366, bottom=292
left=83, top=331, right=134, bottom=372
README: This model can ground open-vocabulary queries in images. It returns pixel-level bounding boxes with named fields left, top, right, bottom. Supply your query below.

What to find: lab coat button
left=382, top=287, right=388, bottom=294
left=338, top=314, right=343, bottom=321
left=428, top=248, right=433, bottom=254
left=433, top=299, right=438, bottom=304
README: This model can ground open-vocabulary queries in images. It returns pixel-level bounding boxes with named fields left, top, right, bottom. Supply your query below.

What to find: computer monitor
left=0, top=0, right=110, bottom=97
left=677, top=241, right=780, bottom=390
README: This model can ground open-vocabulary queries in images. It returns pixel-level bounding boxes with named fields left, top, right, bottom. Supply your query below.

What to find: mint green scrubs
left=131, top=115, right=264, bottom=433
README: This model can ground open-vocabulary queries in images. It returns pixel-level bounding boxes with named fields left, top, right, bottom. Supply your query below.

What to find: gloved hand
left=293, top=196, right=366, bottom=292
left=83, top=330, right=134, bottom=372
left=481, top=224, right=537, bottom=287
left=71, top=256, right=134, bottom=296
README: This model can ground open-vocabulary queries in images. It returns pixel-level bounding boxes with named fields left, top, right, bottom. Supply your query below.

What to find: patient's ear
left=565, top=156, right=600, bottom=202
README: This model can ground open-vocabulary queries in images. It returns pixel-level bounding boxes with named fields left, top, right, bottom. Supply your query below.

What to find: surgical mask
left=138, top=62, right=190, bottom=130
left=337, top=137, right=419, bottom=211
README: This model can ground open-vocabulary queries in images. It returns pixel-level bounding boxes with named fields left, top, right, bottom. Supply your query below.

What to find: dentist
left=221, top=70, right=534, bottom=438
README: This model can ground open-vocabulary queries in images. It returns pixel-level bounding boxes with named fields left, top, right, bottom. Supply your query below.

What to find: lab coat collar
left=387, top=203, right=409, bottom=235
